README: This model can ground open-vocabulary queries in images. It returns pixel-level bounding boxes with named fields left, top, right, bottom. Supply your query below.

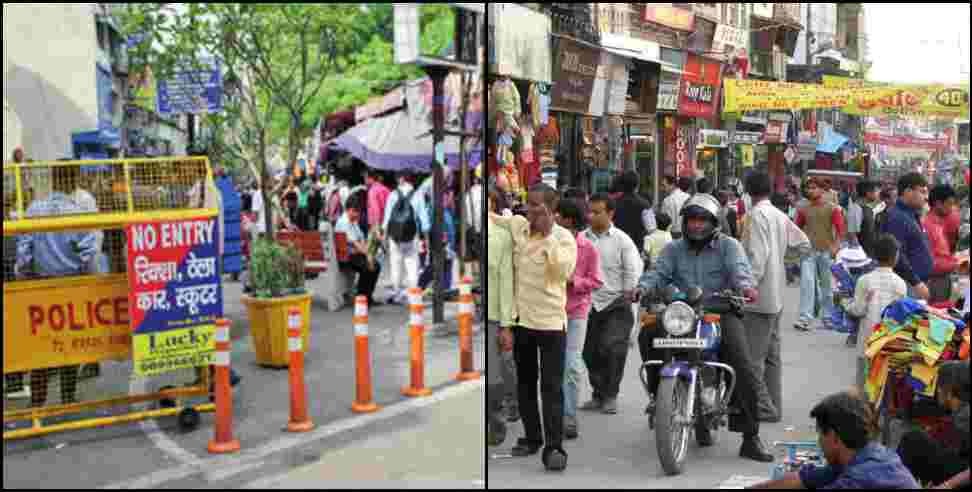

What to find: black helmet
left=680, top=194, right=721, bottom=242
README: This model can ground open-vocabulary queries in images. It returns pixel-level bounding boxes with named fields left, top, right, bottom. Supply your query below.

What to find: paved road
left=487, top=284, right=857, bottom=489
left=3, top=279, right=484, bottom=489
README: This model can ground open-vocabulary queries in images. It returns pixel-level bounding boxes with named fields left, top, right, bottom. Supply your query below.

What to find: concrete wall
left=3, top=3, right=99, bottom=161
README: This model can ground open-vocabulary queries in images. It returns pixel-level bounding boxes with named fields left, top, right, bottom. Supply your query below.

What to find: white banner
left=492, top=3, right=552, bottom=83
left=713, top=24, right=747, bottom=50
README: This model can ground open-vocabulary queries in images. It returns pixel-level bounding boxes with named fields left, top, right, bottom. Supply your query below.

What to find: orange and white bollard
left=402, top=288, right=433, bottom=397
left=287, top=307, right=314, bottom=432
left=208, top=318, right=241, bottom=454
left=351, top=296, right=380, bottom=413
left=456, top=276, right=481, bottom=381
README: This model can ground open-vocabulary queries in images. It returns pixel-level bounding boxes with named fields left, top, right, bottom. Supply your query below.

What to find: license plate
left=653, top=338, right=706, bottom=349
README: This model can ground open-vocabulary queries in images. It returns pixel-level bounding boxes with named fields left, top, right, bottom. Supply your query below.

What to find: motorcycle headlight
left=662, top=301, right=696, bottom=336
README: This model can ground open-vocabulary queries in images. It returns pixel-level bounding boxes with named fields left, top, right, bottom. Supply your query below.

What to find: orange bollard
left=456, top=276, right=482, bottom=381
left=208, top=318, right=241, bottom=454
left=351, top=296, right=380, bottom=413
left=402, top=287, right=433, bottom=397
left=287, top=307, right=315, bottom=432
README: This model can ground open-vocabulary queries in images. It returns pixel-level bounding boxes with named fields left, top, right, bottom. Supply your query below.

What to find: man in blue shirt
left=748, top=391, right=919, bottom=489
left=638, top=194, right=771, bottom=462
left=880, top=172, right=932, bottom=301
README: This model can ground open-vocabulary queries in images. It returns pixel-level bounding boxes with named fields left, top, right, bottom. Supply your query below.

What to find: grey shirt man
left=585, top=226, right=643, bottom=313
left=742, top=199, right=812, bottom=315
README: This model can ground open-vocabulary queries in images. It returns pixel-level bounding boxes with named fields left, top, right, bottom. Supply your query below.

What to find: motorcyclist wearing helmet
left=637, top=193, right=773, bottom=463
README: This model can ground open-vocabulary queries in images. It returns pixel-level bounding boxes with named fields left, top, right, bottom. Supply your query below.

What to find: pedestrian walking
left=794, top=177, right=846, bottom=332
left=490, top=183, right=577, bottom=472
left=382, top=172, right=429, bottom=305
left=740, top=172, right=811, bottom=424
left=642, top=212, right=673, bottom=271
left=580, top=193, right=643, bottom=416
left=880, top=173, right=932, bottom=301
left=556, top=197, right=603, bottom=440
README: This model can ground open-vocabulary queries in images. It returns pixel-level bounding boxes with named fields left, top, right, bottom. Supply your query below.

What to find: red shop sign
left=678, top=54, right=722, bottom=120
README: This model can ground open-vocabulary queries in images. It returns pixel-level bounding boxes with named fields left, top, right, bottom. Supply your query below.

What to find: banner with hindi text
left=125, top=217, right=222, bottom=377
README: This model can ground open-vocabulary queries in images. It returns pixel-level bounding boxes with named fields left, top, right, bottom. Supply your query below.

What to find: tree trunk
left=259, top=128, right=273, bottom=237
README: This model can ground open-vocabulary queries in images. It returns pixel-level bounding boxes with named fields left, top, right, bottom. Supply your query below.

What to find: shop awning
left=600, top=33, right=684, bottom=73
left=817, top=131, right=850, bottom=154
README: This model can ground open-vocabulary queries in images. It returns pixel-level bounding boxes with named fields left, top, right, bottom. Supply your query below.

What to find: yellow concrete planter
left=242, top=292, right=312, bottom=368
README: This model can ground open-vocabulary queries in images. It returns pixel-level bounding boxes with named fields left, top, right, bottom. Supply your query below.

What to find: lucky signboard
left=125, top=217, right=222, bottom=376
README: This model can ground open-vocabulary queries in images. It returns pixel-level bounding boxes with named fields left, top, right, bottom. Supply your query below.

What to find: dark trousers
left=583, top=304, right=634, bottom=400
left=340, top=253, right=380, bottom=300
left=638, top=313, right=761, bottom=436
left=898, top=429, right=967, bottom=486
left=513, top=326, right=566, bottom=450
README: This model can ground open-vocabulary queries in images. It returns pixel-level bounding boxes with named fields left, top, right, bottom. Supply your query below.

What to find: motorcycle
left=638, top=286, right=746, bottom=476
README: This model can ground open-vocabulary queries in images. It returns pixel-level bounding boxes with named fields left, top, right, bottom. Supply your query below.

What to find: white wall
left=793, top=3, right=838, bottom=65
left=3, top=3, right=99, bottom=161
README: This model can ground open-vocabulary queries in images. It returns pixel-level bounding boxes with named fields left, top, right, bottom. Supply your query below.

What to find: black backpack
left=387, top=189, right=419, bottom=243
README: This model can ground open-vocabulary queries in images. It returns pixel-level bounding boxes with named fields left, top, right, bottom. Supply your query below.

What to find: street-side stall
left=3, top=157, right=221, bottom=440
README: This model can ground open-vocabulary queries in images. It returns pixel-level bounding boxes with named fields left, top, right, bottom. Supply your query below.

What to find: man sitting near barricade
left=15, top=163, right=107, bottom=408
left=336, top=195, right=381, bottom=305
left=748, top=391, right=919, bottom=489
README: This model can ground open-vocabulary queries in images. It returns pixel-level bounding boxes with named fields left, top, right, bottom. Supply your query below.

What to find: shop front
left=487, top=3, right=552, bottom=195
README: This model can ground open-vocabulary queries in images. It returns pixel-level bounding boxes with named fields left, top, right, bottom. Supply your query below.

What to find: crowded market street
left=489, top=284, right=849, bottom=489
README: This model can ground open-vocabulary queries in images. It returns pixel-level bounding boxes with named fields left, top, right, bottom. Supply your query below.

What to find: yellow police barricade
left=3, top=157, right=219, bottom=440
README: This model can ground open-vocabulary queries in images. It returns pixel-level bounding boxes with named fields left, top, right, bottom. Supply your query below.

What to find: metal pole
left=425, top=65, right=451, bottom=328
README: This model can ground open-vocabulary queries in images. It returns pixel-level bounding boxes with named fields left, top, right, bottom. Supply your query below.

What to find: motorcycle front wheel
left=655, top=377, right=690, bottom=476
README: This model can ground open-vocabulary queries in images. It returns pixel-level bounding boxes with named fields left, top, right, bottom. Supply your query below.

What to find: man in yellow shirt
left=491, top=184, right=577, bottom=472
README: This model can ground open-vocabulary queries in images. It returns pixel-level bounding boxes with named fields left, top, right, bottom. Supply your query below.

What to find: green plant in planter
left=249, top=238, right=307, bottom=299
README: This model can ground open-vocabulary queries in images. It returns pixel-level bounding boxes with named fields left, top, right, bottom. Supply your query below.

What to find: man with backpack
left=382, top=172, right=430, bottom=305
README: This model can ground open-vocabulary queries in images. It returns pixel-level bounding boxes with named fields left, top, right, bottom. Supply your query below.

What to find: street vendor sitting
left=748, top=391, right=919, bottom=490
left=897, top=360, right=970, bottom=488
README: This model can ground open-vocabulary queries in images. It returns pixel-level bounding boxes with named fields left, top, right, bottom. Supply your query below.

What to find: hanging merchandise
left=490, top=78, right=522, bottom=132
left=535, top=115, right=560, bottom=146
left=527, top=83, right=552, bottom=129
left=518, top=117, right=539, bottom=187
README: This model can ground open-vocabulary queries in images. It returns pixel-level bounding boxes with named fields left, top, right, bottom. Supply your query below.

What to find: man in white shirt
left=741, top=172, right=812, bottom=423
left=661, top=175, right=691, bottom=239
left=580, top=193, right=644, bottom=416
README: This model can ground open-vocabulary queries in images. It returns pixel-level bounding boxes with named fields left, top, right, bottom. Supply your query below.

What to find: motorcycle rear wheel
left=655, top=377, right=690, bottom=476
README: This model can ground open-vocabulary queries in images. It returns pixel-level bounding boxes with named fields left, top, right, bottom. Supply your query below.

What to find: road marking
left=204, top=460, right=267, bottom=482
left=102, top=379, right=484, bottom=489
left=130, top=375, right=203, bottom=467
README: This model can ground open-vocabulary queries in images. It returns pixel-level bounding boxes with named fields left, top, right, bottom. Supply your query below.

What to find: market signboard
left=643, top=5, right=695, bottom=32
left=679, top=54, right=722, bottom=120
left=726, top=76, right=971, bottom=118
left=863, top=133, right=949, bottom=150
left=657, top=69, right=682, bottom=112
left=723, top=79, right=861, bottom=113
left=126, top=217, right=222, bottom=376
left=551, top=37, right=601, bottom=114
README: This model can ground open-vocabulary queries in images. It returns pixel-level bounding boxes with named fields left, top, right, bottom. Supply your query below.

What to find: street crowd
left=239, top=164, right=486, bottom=307
left=486, top=165, right=970, bottom=489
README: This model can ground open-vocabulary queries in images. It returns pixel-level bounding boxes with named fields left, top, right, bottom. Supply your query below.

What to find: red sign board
left=764, top=121, right=787, bottom=144
left=678, top=54, right=722, bottom=120
left=863, top=133, right=949, bottom=150
left=675, top=121, right=693, bottom=177
left=644, top=5, right=695, bottom=32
